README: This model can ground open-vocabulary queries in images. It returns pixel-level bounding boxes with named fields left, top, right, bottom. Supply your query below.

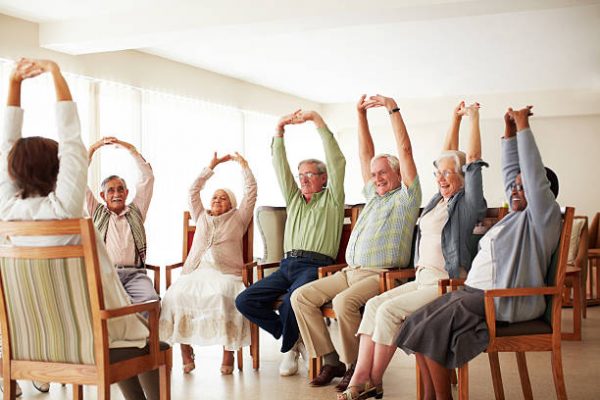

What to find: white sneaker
left=279, top=349, right=299, bottom=376
left=296, top=340, right=309, bottom=370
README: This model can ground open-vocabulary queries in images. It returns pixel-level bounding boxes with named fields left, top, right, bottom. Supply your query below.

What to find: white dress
left=159, top=166, right=257, bottom=351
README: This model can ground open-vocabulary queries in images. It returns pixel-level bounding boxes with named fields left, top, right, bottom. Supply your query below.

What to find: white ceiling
left=0, top=0, right=599, bottom=103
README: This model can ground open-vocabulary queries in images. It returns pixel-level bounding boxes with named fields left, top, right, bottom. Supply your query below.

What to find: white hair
left=434, top=150, right=466, bottom=183
left=371, top=154, right=400, bottom=175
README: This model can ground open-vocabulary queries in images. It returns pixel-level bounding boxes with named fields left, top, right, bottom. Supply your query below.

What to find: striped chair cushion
left=0, top=257, right=95, bottom=365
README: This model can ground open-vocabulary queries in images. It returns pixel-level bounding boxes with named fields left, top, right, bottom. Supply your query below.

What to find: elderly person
left=159, top=151, right=257, bottom=375
left=87, top=136, right=159, bottom=305
left=0, top=58, right=156, bottom=400
left=397, top=106, right=561, bottom=400
left=236, top=110, right=346, bottom=376
left=338, top=102, right=487, bottom=400
left=292, top=95, right=421, bottom=389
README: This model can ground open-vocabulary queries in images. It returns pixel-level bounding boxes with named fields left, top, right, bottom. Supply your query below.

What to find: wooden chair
left=421, top=207, right=574, bottom=400
left=252, top=205, right=362, bottom=377
left=0, top=218, right=171, bottom=400
left=562, top=215, right=588, bottom=341
left=164, top=211, right=259, bottom=370
left=586, top=212, right=600, bottom=306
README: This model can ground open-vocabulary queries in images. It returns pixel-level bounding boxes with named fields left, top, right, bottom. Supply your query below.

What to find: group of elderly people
left=1, top=58, right=562, bottom=400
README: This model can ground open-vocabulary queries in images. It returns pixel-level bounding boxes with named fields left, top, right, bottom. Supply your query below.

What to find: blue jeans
left=235, top=255, right=332, bottom=352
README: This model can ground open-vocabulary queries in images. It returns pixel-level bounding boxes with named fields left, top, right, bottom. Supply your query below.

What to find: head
left=370, top=154, right=401, bottom=196
left=434, top=151, right=466, bottom=199
left=100, top=175, right=129, bottom=214
left=510, top=168, right=559, bottom=212
left=7, top=137, right=59, bottom=199
left=297, top=159, right=327, bottom=198
left=210, top=189, right=236, bottom=216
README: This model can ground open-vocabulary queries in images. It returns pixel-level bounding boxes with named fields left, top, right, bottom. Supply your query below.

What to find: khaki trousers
left=356, top=266, right=449, bottom=346
left=291, top=267, right=381, bottom=364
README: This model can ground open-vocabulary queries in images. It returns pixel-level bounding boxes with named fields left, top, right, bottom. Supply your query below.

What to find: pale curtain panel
left=141, top=91, right=244, bottom=266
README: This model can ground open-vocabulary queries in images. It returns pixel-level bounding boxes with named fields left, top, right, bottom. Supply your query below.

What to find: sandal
left=220, top=349, right=235, bottom=375
left=336, top=382, right=378, bottom=400
left=181, top=344, right=195, bottom=374
left=220, top=364, right=234, bottom=375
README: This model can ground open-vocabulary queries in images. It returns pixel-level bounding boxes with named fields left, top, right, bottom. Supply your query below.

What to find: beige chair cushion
left=567, top=218, right=586, bottom=265
left=256, top=207, right=287, bottom=264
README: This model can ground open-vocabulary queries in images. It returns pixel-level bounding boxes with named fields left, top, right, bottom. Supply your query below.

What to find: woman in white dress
left=159, top=152, right=257, bottom=375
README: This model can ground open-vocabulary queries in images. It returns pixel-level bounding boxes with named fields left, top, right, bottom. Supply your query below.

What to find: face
left=100, top=178, right=129, bottom=214
left=510, top=173, right=528, bottom=212
left=435, top=158, right=463, bottom=199
left=371, top=157, right=401, bottom=196
left=211, top=189, right=232, bottom=216
left=298, top=162, right=327, bottom=197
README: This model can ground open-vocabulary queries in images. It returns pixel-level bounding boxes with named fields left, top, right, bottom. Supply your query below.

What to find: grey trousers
left=116, top=268, right=159, bottom=304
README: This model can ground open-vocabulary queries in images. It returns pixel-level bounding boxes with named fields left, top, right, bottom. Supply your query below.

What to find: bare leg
left=369, top=342, right=396, bottom=385
left=221, top=348, right=235, bottom=374
left=423, top=354, right=452, bottom=400
left=348, top=334, right=375, bottom=386
left=416, top=353, right=436, bottom=400
left=181, top=344, right=195, bottom=373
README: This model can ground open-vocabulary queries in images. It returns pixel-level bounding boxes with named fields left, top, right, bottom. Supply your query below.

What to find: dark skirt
left=396, top=286, right=489, bottom=369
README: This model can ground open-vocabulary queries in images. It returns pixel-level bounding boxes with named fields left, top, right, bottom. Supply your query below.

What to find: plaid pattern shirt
left=345, top=176, right=422, bottom=269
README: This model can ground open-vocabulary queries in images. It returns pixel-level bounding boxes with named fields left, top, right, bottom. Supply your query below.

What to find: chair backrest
left=182, top=210, right=253, bottom=264
left=0, top=219, right=104, bottom=366
left=543, top=207, right=575, bottom=324
left=567, top=216, right=588, bottom=266
left=589, top=212, right=600, bottom=249
left=255, top=204, right=362, bottom=264
left=468, top=207, right=509, bottom=260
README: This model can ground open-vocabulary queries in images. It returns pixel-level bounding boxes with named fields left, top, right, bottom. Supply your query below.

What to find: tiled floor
left=14, top=305, right=600, bottom=399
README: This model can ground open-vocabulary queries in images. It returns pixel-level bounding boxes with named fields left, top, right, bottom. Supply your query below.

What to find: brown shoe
left=310, top=363, right=346, bottom=387
left=335, top=364, right=355, bottom=392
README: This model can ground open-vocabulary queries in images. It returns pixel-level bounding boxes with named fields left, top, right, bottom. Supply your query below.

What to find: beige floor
left=14, top=305, right=600, bottom=399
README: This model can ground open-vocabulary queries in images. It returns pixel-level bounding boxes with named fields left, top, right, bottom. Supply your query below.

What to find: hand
left=231, top=152, right=249, bottom=168
left=356, top=94, right=370, bottom=115
left=463, top=102, right=481, bottom=118
left=208, top=152, right=232, bottom=169
left=503, top=110, right=517, bottom=138
left=508, top=106, right=533, bottom=131
left=88, top=137, right=116, bottom=159
left=276, top=109, right=301, bottom=134
left=12, top=58, right=59, bottom=81
left=453, top=101, right=466, bottom=118
left=367, top=94, right=398, bottom=113
left=111, top=138, right=137, bottom=153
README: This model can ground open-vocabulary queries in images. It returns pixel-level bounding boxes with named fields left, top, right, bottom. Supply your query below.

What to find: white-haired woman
left=159, top=152, right=257, bottom=375
left=338, top=102, right=487, bottom=400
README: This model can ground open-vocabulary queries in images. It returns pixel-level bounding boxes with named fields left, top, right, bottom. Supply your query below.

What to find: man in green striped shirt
left=236, top=109, right=345, bottom=377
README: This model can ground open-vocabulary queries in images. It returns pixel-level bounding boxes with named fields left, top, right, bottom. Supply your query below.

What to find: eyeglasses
left=510, top=182, right=524, bottom=192
left=433, top=170, right=457, bottom=179
left=298, top=172, right=323, bottom=179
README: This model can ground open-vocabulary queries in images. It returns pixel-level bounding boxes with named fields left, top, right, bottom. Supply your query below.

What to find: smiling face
left=510, top=173, right=528, bottom=212
left=298, top=162, right=327, bottom=199
left=211, top=189, right=233, bottom=216
left=371, top=156, right=401, bottom=196
left=435, top=158, right=463, bottom=199
left=100, top=177, right=129, bottom=214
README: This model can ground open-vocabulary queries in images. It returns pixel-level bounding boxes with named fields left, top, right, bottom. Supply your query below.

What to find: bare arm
left=366, top=95, right=417, bottom=186
left=443, top=101, right=464, bottom=151
left=465, top=103, right=482, bottom=163
left=356, top=95, right=375, bottom=185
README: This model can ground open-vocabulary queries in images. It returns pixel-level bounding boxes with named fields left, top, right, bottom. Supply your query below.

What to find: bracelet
left=389, top=107, right=400, bottom=115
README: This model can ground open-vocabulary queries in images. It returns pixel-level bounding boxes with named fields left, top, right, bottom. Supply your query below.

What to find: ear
left=100, top=191, right=107, bottom=202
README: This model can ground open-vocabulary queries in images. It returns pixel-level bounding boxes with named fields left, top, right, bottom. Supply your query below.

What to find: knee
left=374, top=302, right=395, bottom=323
left=331, top=293, right=354, bottom=317
left=290, top=288, right=302, bottom=311
left=235, top=290, right=249, bottom=313
left=363, top=297, right=380, bottom=320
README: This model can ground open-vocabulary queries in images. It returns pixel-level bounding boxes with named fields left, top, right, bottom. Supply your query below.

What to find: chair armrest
left=383, top=268, right=416, bottom=292
left=257, top=262, right=280, bottom=280
left=243, top=261, right=258, bottom=287
left=145, top=264, right=161, bottom=294
left=99, top=299, right=160, bottom=320
left=318, top=263, right=347, bottom=278
left=438, top=278, right=466, bottom=295
left=165, top=261, right=184, bottom=289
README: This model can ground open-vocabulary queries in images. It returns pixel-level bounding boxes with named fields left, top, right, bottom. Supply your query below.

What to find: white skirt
left=159, top=261, right=250, bottom=351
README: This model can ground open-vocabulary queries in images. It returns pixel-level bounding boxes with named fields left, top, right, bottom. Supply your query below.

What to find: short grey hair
left=434, top=151, right=466, bottom=182
left=298, top=159, right=327, bottom=175
left=371, top=154, right=400, bottom=175
left=100, top=175, right=127, bottom=192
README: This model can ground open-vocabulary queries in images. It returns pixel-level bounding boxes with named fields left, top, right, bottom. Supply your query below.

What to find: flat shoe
left=33, top=381, right=50, bottom=393
left=183, top=361, right=195, bottom=374
left=220, top=364, right=234, bottom=375
left=310, top=363, right=346, bottom=386
left=337, top=382, right=378, bottom=400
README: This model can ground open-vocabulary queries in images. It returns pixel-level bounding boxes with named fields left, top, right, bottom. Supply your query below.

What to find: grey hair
left=100, top=175, right=127, bottom=192
left=298, top=159, right=327, bottom=175
left=371, top=154, right=400, bottom=175
left=434, top=151, right=466, bottom=182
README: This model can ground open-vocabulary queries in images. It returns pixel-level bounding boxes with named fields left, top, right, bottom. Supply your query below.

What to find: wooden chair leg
left=250, top=322, right=259, bottom=370
left=72, top=384, right=84, bottom=400
left=309, top=357, right=322, bottom=381
left=515, top=352, right=533, bottom=400
left=415, top=363, right=424, bottom=400
left=487, top=352, right=505, bottom=400
left=98, top=381, right=111, bottom=400
left=551, top=348, right=568, bottom=400
left=159, top=364, right=170, bottom=400
left=458, top=363, right=469, bottom=400
left=450, top=368, right=458, bottom=385
left=573, top=271, right=582, bottom=340
left=237, top=348, right=243, bottom=371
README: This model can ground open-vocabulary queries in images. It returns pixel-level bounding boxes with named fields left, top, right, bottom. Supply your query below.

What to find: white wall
left=323, top=92, right=599, bottom=219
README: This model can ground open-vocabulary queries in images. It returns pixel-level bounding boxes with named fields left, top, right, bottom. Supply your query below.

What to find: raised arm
left=366, top=95, right=417, bottom=187
left=442, top=101, right=464, bottom=151
left=501, top=109, right=520, bottom=201
left=357, top=95, right=375, bottom=185
left=294, top=110, right=346, bottom=203
left=465, top=103, right=482, bottom=163
left=189, top=152, right=231, bottom=221
left=115, top=139, right=154, bottom=220
left=272, top=110, right=302, bottom=204
left=231, top=152, right=257, bottom=227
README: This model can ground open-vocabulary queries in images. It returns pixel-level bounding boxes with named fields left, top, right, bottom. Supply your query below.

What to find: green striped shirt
left=345, top=177, right=421, bottom=268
